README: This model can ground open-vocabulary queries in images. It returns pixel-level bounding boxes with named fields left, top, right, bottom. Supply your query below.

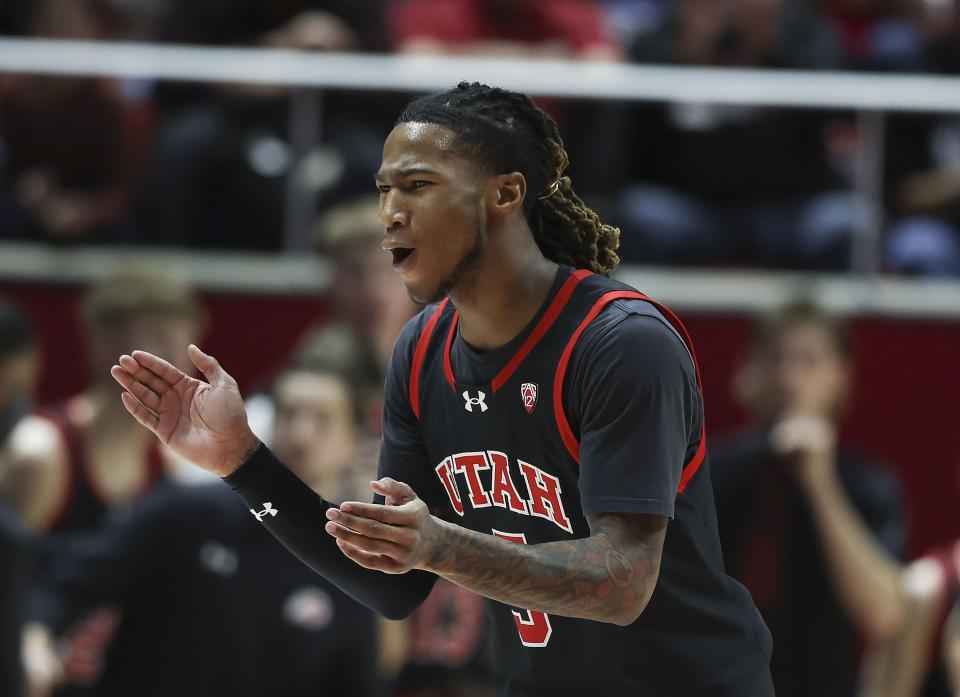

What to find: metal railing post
left=850, top=110, right=887, bottom=276
left=283, top=88, right=323, bottom=253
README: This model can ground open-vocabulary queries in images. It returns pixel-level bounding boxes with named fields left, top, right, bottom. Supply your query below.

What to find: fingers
left=117, top=354, right=169, bottom=395
left=188, top=344, right=233, bottom=388
left=120, top=392, right=160, bottom=435
left=334, top=539, right=403, bottom=573
left=337, top=500, right=416, bottom=526
left=325, top=519, right=407, bottom=557
left=371, top=477, right=417, bottom=505
left=110, top=365, right=161, bottom=411
left=326, top=507, right=416, bottom=544
left=128, top=350, right=187, bottom=386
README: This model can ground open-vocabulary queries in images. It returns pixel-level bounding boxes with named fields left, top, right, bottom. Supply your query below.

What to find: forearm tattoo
left=430, top=513, right=666, bottom=624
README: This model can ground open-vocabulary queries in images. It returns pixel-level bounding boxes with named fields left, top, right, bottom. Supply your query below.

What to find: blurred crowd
left=0, top=0, right=959, bottom=274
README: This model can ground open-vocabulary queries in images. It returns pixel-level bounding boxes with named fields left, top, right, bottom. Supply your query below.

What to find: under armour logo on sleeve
left=250, top=502, right=278, bottom=521
left=463, top=390, right=488, bottom=413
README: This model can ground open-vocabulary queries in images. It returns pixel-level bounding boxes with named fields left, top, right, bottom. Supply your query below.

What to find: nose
left=379, top=191, right=410, bottom=231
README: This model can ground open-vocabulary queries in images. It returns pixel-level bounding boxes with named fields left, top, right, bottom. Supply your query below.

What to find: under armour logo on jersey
left=521, top=382, right=538, bottom=414
left=462, top=390, right=488, bottom=413
left=250, top=502, right=278, bottom=521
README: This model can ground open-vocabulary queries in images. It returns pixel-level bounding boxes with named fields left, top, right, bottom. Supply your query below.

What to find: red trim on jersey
left=443, top=310, right=459, bottom=391
left=553, top=290, right=708, bottom=494
left=491, top=269, right=591, bottom=393
left=145, top=442, right=166, bottom=486
left=409, top=298, right=450, bottom=420
left=37, top=405, right=170, bottom=530
left=438, top=269, right=592, bottom=393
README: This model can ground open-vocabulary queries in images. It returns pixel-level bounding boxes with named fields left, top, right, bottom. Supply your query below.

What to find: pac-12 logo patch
left=521, top=383, right=538, bottom=414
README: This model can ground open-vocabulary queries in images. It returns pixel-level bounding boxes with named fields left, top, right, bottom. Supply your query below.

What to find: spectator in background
left=0, top=0, right=149, bottom=243
left=711, top=300, right=906, bottom=697
left=617, top=0, right=859, bottom=270
left=27, top=358, right=387, bottom=697
left=2, top=267, right=203, bottom=695
left=0, top=299, right=41, bottom=697
left=389, top=0, right=621, bottom=60
left=817, top=0, right=927, bottom=70
left=600, top=0, right=673, bottom=49
left=272, top=327, right=382, bottom=499
left=882, top=2, right=960, bottom=277
left=139, top=0, right=390, bottom=250
left=315, top=196, right=418, bottom=375
left=1, top=267, right=203, bottom=535
left=859, top=537, right=960, bottom=697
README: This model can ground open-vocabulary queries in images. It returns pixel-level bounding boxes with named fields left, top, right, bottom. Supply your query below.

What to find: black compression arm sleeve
left=224, top=443, right=436, bottom=620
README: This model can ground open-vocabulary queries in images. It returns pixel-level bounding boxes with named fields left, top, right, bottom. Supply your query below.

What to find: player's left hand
left=324, top=478, right=444, bottom=574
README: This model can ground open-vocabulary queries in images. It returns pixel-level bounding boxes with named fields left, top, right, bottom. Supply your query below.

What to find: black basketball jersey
left=38, top=404, right=167, bottom=533
left=380, top=267, right=772, bottom=696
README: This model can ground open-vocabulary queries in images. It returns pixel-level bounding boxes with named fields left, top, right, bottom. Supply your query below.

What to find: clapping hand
left=110, top=345, right=259, bottom=477
left=324, top=478, right=445, bottom=574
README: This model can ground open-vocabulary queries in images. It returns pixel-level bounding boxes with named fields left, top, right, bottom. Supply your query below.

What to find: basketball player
left=8, top=268, right=203, bottom=695
left=112, top=83, right=774, bottom=696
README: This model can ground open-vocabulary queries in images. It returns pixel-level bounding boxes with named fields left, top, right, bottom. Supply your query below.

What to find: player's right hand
left=110, top=344, right=259, bottom=477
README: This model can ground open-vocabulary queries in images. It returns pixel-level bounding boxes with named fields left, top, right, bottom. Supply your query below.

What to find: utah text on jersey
left=435, top=450, right=572, bottom=533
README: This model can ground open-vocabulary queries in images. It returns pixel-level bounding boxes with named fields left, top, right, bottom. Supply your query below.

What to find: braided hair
left=397, top=82, right=620, bottom=275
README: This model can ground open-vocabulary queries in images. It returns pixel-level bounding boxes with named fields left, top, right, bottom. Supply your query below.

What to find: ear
left=487, top=172, right=526, bottom=219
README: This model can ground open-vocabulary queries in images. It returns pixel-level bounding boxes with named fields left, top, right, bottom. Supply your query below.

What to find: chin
left=403, top=279, right=445, bottom=306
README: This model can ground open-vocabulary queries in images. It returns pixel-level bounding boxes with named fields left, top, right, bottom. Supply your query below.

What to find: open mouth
left=391, top=248, right=415, bottom=265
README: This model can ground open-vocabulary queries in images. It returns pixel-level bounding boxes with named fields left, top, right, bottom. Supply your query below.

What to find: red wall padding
left=2, top=280, right=957, bottom=556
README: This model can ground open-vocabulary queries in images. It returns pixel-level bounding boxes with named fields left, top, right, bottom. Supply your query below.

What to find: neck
left=449, top=224, right=559, bottom=351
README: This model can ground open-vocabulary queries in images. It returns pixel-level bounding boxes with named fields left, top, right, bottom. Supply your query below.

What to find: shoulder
left=0, top=414, right=71, bottom=532
left=573, top=297, right=694, bottom=378
left=4, top=414, right=67, bottom=465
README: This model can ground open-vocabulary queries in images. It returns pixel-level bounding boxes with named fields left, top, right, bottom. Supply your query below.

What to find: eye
left=411, top=180, right=431, bottom=189
left=376, top=184, right=390, bottom=193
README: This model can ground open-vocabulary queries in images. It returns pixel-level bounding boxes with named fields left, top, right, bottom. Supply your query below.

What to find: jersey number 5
left=492, top=529, right=553, bottom=647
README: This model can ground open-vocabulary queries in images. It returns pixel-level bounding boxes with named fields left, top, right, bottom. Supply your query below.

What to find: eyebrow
left=374, top=166, right=439, bottom=181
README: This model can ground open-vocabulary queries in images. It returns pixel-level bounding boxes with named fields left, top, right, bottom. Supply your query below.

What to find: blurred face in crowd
left=737, top=321, right=851, bottom=421
left=330, top=238, right=415, bottom=338
left=87, top=314, right=200, bottom=383
left=271, top=370, right=357, bottom=485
